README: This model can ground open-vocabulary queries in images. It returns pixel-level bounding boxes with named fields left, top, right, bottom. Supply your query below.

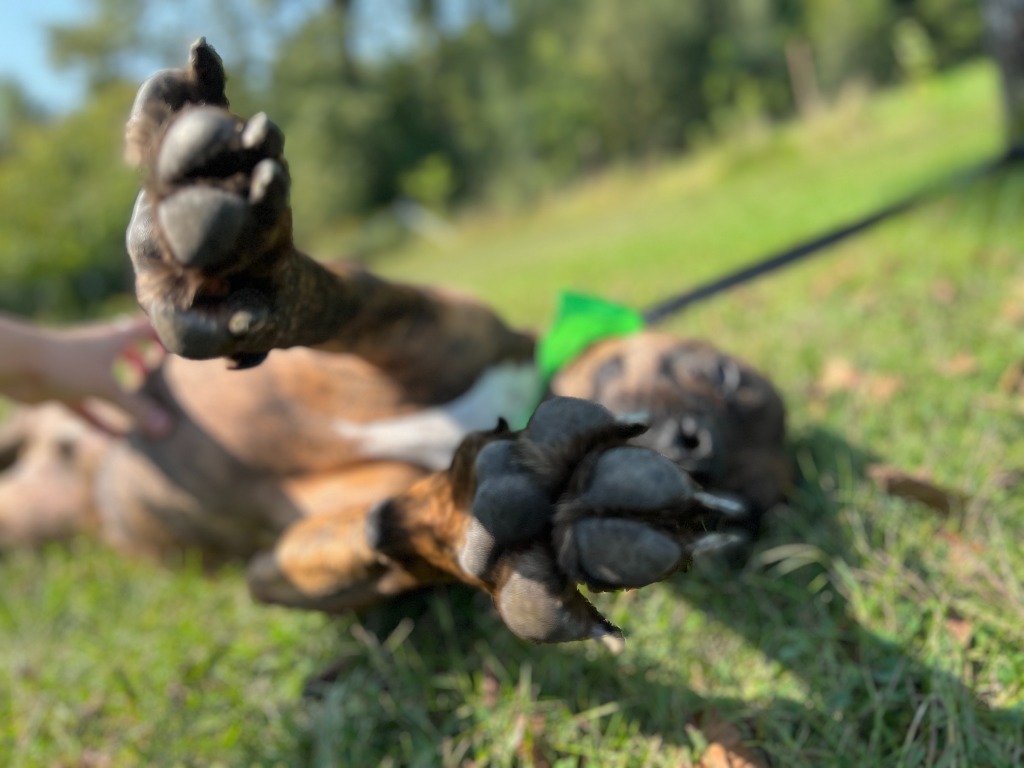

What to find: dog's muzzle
left=632, top=411, right=725, bottom=483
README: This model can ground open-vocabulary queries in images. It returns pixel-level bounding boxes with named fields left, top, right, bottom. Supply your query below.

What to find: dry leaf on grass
left=481, top=663, right=500, bottom=709
left=696, top=713, right=770, bottom=768
left=513, top=713, right=552, bottom=768
left=936, top=353, right=979, bottom=378
left=867, top=464, right=969, bottom=516
left=1000, top=279, right=1024, bottom=325
left=936, top=530, right=986, bottom=576
left=997, top=361, right=1024, bottom=395
left=817, top=358, right=861, bottom=394
left=931, top=278, right=958, bottom=305
left=991, top=468, right=1024, bottom=491
left=944, top=607, right=974, bottom=649
left=815, top=358, right=903, bottom=403
left=1000, top=299, right=1024, bottom=325
left=863, top=373, right=904, bottom=402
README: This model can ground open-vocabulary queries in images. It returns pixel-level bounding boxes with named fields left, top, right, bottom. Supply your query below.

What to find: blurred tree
left=0, top=85, right=139, bottom=318
left=48, top=0, right=150, bottom=91
left=0, top=80, right=45, bottom=157
left=910, top=0, right=983, bottom=67
left=982, top=0, right=1024, bottom=144
left=0, top=0, right=997, bottom=318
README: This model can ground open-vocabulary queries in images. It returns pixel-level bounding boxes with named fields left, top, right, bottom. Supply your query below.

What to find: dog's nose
left=633, top=412, right=723, bottom=482
left=677, top=415, right=713, bottom=459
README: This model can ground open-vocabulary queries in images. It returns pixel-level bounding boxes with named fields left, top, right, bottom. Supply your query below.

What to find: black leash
left=642, top=145, right=1024, bottom=326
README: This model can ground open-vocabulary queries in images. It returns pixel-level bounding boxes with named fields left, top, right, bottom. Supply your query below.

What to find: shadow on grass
left=298, top=427, right=1022, bottom=766
left=662, top=426, right=1023, bottom=764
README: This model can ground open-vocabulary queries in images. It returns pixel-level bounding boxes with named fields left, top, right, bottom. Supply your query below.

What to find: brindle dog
left=0, top=40, right=789, bottom=645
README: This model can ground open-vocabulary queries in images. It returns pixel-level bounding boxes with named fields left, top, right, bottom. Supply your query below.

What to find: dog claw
left=594, top=627, right=626, bottom=654
left=228, top=352, right=269, bottom=370
left=692, top=490, right=749, bottom=518
left=688, top=531, right=747, bottom=557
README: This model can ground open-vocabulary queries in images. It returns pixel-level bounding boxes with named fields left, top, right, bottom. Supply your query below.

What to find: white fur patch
left=332, top=362, right=542, bottom=470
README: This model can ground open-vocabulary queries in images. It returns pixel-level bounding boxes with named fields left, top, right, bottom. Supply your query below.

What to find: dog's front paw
left=455, top=397, right=748, bottom=647
left=126, top=39, right=294, bottom=368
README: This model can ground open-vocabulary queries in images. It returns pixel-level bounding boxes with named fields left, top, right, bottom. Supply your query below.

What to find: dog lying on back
left=0, top=41, right=789, bottom=644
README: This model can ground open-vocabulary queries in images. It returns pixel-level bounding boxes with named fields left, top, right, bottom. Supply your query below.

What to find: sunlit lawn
left=2, top=61, right=1023, bottom=766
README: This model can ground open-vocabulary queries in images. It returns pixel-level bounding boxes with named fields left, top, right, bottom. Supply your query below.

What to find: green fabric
left=537, top=291, right=645, bottom=383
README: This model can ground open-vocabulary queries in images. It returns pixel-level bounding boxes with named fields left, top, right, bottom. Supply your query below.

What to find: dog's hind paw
left=246, top=396, right=749, bottom=645
left=450, top=397, right=749, bottom=646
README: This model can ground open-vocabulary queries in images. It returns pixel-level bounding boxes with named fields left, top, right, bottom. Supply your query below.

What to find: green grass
left=3, top=60, right=1024, bottom=766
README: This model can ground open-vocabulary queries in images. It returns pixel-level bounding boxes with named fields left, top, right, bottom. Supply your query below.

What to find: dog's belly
left=160, top=348, right=445, bottom=476
left=162, top=349, right=541, bottom=476
left=93, top=349, right=539, bottom=560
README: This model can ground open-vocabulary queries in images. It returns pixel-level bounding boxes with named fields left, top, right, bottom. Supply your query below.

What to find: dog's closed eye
left=591, top=354, right=624, bottom=399
left=714, top=358, right=742, bottom=396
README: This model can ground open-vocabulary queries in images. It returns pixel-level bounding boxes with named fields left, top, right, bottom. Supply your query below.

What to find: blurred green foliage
left=0, top=0, right=988, bottom=318
left=0, top=84, right=139, bottom=319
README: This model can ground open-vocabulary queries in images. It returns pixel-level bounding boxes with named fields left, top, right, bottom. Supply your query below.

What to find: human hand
left=1, top=315, right=172, bottom=438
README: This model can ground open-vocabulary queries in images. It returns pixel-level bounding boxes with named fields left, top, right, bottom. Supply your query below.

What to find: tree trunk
left=983, top=0, right=1024, bottom=145
left=785, top=38, right=822, bottom=118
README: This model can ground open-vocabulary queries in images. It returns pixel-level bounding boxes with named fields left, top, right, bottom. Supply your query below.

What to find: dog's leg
left=248, top=398, right=752, bottom=646
left=125, top=40, right=533, bottom=403
left=246, top=502, right=433, bottom=614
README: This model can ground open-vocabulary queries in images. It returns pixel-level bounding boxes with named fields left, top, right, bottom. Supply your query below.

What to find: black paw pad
left=156, top=107, right=239, bottom=184
left=157, top=186, right=247, bottom=269
left=148, top=288, right=272, bottom=359
left=460, top=440, right=555, bottom=579
left=571, top=517, right=682, bottom=589
left=473, top=439, right=518, bottom=480
left=471, top=474, right=552, bottom=545
left=580, top=445, right=694, bottom=511
left=228, top=351, right=269, bottom=370
left=525, top=397, right=617, bottom=446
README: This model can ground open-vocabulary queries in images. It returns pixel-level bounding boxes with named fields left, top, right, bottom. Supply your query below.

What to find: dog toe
left=241, top=111, right=284, bottom=157
left=564, top=517, right=683, bottom=590
left=157, top=186, right=248, bottom=269
left=155, top=107, right=240, bottom=184
left=524, top=396, right=618, bottom=446
left=580, top=445, right=695, bottom=511
left=495, top=545, right=622, bottom=646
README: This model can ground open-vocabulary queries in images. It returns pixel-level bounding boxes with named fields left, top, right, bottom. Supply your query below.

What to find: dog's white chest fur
left=332, top=361, right=542, bottom=470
